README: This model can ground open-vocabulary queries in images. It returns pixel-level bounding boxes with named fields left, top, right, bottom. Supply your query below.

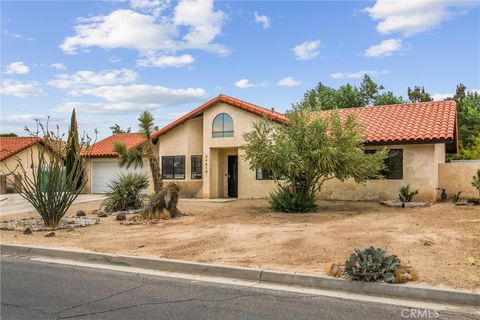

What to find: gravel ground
left=1, top=199, right=479, bottom=291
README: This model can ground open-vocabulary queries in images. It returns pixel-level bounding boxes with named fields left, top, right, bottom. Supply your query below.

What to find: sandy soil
left=1, top=199, right=479, bottom=291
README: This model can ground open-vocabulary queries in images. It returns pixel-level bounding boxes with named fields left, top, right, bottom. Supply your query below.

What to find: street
left=0, top=256, right=474, bottom=320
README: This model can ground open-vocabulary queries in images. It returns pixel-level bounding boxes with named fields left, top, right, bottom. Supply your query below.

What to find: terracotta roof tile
left=316, top=100, right=457, bottom=145
left=0, top=137, right=42, bottom=161
left=84, top=133, right=146, bottom=158
left=152, top=94, right=287, bottom=139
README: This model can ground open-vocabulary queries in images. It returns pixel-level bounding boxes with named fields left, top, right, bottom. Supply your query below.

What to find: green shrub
left=399, top=184, right=419, bottom=202
left=472, top=168, right=480, bottom=198
left=270, top=187, right=316, bottom=213
left=345, top=247, right=400, bottom=282
left=102, top=173, right=149, bottom=212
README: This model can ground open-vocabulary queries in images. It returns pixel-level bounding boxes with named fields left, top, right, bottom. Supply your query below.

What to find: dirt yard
left=1, top=199, right=479, bottom=291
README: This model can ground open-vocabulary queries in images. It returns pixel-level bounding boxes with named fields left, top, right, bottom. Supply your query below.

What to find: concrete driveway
left=0, top=194, right=105, bottom=217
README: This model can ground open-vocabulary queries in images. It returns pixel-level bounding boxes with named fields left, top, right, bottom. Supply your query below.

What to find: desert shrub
left=102, top=173, right=148, bottom=212
left=345, top=247, right=400, bottom=282
left=472, top=168, right=480, bottom=198
left=270, top=187, right=316, bottom=213
left=399, top=184, right=419, bottom=202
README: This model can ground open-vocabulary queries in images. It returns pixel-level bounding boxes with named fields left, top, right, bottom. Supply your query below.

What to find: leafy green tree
left=114, top=111, right=180, bottom=219
left=407, top=86, right=432, bottom=103
left=295, top=75, right=403, bottom=111
left=243, top=111, right=387, bottom=212
left=374, top=91, right=405, bottom=106
left=0, top=133, right=18, bottom=137
left=472, top=168, right=480, bottom=198
left=65, top=109, right=83, bottom=190
left=110, top=123, right=131, bottom=134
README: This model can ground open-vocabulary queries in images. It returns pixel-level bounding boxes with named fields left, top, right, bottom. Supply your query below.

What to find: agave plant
left=345, top=247, right=401, bottom=282
left=102, top=173, right=149, bottom=212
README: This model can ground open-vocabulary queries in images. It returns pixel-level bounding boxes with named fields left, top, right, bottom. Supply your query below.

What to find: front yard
left=1, top=199, right=479, bottom=291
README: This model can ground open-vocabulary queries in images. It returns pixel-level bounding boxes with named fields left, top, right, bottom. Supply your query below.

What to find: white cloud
left=61, top=0, right=228, bottom=59
left=431, top=92, right=453, bottom=101
left=330, top=70, right=389, bottom=79
left=137, top=54, right=194, bottom=68
left=48, top=69, right=138, bottom=90
left=364, top=0, right=478, bottom=37
left=2, top=29, right=34, bottom=41
left=293, top=40, right=320, bottom=60
left=364, top=38, right=405, bottom=57
left=130, top=0, right=170, bottom=16
left=55, top=84, right=207, bottom=114
left=277, top=77, right=302, bottom=87
left=0, top=114, right=46, bottom=123
left=4, top=61, right=30, bottom=74
left=254, top=12, right=270, bottom=29
left=50, top=63, right=66, bottom=70
left=1, top=79, right=46, bottom=98
left=234, top=79, right=267, bottom=89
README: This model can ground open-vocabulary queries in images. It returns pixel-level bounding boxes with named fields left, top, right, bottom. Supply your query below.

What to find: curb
left=1, top=244, right=478, bottom=307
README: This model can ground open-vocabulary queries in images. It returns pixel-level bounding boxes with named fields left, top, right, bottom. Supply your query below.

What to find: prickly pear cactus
left=344, top=247, right=401, bottom=282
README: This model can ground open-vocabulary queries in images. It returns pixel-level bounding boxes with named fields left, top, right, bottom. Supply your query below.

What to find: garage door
left=91, top=160, right=147, bottom=194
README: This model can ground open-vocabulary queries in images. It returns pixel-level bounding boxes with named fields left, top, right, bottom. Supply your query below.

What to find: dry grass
left=1, top=199, right=479, bottom=291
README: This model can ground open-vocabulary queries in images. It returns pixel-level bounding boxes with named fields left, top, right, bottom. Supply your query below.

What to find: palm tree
left=114, top=111, right=179, bottom=218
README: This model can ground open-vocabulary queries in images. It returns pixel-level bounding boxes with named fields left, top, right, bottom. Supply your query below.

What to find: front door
left=227, top=155, right=238, bottom=197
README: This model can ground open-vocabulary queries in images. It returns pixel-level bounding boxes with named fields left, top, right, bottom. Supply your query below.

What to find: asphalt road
left=0, top=256, right=473, bottom=320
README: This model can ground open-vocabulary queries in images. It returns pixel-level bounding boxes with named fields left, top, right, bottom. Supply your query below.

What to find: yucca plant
left=399, top=184, right=419, bottom=202
left=114, top=111, right=180, bottom=219
left=102, top=173, right=148, bottom=212
left=345, top=247, right=400, bottom=282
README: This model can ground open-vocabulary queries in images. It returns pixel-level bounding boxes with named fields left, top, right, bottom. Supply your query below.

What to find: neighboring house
left=82, top=133, right=149, bottom=194
left=84, top=95, right=458, bottom=201
left=0, top=137, right=46, bottom=193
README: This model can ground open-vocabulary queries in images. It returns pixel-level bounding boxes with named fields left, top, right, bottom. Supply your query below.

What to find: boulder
left=76, top=210, right=86, bottom=217
left=44, top=231, right=55, bottom=237
left=23, top=227, right=32, bottom=235
left=116, top=212, right=127, bottom=221
left=97, top=211, right=108, bottom=218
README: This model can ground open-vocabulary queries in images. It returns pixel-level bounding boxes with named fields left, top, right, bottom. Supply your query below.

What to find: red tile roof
left=0, top=137, right=42, bottom=161
left=316, top=100, right=457, bottom=147
left=152, top=94, right=287, bottom=139
left=84, top=133, right=146, bottom=158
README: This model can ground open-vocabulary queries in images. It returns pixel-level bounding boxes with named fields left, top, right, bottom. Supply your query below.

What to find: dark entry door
left=227, top=155, right=238, bottom=197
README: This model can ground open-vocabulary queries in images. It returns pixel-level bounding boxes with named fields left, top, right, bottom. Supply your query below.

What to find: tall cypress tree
left=65, top=108, right=82, bottom=190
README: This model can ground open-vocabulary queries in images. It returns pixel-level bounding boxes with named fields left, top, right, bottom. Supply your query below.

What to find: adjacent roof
left=0, top=137, right=42, bottom=161
left=152, top=94, right=287, bottom=139
left=85, top=133, right=146, bottom=158
left=315, top=100, right=458, bottom=151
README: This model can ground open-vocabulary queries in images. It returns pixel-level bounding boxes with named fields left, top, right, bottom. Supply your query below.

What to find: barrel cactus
left=345, top=247, right=401, bottom=282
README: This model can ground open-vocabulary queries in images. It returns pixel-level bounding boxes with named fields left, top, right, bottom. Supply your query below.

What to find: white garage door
left=91, top=160, right=147, bottom=194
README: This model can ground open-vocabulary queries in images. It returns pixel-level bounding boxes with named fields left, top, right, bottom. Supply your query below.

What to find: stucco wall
left=158, top=116, right=203, bottom=197
left=438, top=161, right=480, bottom=199
left=0, top=144, right=49, bottom=192
left=318, top=143, right=445, bottom=202
left=202, top=102, right=277, bottom=199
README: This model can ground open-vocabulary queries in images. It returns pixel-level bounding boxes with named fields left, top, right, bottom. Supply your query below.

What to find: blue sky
left=1, top=0, right=479, bottom=139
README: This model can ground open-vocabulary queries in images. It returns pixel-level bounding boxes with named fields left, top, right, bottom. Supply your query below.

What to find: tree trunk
left=148, top=152, right=163, bottom=193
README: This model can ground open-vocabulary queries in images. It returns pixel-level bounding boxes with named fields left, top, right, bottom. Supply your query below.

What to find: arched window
left=212, top=113, right=234, bottom=137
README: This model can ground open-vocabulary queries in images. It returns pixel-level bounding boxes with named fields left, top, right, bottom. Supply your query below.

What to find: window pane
left=212, top=114, right=224, bottom=133
left=223, top=114, right=233, bottom=132
left=162, top=156, right=174, bottom=179
left=256, top=168, right=274, bottom=180
left=212, top=113, right=234, bottom=138
left=173, top=156, right=185, bottom=179
left=191, top=155, right=202, bottom=179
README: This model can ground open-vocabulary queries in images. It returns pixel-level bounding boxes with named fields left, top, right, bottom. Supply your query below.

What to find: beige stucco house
left=0, top=137, right=49, bottom=193
left=85, top=95, right=460, bottom=202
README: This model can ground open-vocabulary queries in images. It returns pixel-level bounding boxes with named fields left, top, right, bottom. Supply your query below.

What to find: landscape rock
left=44, top=231, right=55, bottom=237
left=116, top=213, right=126, bottom=221
left=380, top=200, right=431, bottom=208
left=23, top=227, right=32, bottom=235
left=0, top=217, right=99, bottom=232
left=76, top=210, right=86, bottom=217
left=97, top=212, right=108, bottom=218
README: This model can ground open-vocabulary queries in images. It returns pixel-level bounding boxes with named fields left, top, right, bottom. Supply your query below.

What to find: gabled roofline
left=151, top=94, right=287, bottom=141
left=0, top=137, right=43, bottom=161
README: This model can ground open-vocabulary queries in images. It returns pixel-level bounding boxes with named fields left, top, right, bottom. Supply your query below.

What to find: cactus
left=399, top=184, right=419, bottom=202
left=345, top=247, right=401, bottom=282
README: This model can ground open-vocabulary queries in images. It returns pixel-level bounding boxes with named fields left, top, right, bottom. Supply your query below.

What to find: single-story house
left=84, top=94, right=458, bottom=201
left=0, top=137, right=47, bottom=193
